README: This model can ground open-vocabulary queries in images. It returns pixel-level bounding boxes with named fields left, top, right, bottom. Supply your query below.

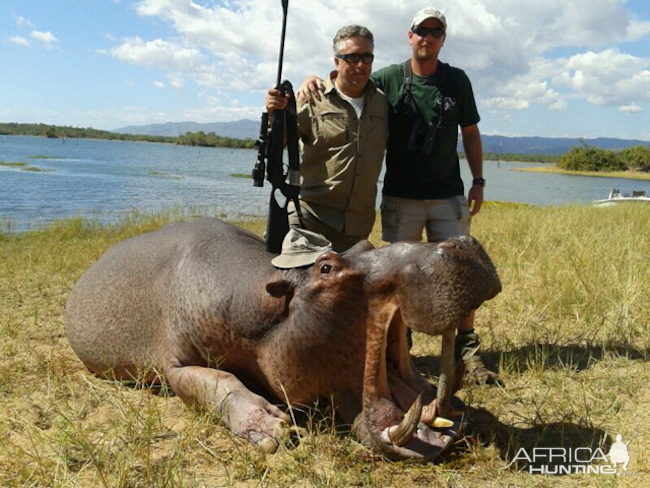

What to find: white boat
left=593, top=189, right=650, bottom=206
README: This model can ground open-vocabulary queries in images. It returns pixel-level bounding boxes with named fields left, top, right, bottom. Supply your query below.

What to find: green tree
left=621, top=145, right=650, bottom=172
left=558, top=144, right=627, bottom=172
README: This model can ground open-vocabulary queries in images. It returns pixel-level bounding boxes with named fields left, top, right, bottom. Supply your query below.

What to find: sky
left=1, top=0, right=649, bottom=140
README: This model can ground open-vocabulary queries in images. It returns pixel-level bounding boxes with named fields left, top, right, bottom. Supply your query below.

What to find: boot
left=454, top=331, right=502, bottom=387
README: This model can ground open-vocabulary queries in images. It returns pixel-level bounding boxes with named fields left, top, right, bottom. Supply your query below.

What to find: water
left=2, top=135, right=649, bottom=231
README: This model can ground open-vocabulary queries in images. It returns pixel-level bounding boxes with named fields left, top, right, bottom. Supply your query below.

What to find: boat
left=593, top=189, right=650, bottom=206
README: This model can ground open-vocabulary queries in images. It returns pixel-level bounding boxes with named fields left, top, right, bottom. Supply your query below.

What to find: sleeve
left=370, top=68, right=387, bottom=92
left=457, top=70, right=481, bottom=127
left=296, top=98, right=315, bottom=144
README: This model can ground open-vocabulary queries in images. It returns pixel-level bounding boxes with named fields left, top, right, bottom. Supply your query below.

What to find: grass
left=0, top=160, right=54, bottom=172
left=513, top=165, right=650, bottom=181
left=148, top=171, right=183, bottom=180
left=0, top=204, right=648, bottom=486
left=230, top=173, right=252, bottom=179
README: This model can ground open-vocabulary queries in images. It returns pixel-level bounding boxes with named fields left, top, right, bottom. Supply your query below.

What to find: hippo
left=65, top=217, right=501, bottom=460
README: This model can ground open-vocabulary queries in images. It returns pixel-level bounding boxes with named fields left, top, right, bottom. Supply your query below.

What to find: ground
left=0, top=203, right=648, bottom=487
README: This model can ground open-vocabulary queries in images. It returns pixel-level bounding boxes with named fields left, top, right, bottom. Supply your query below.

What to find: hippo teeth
left=388, top=392, right=423, bottom=447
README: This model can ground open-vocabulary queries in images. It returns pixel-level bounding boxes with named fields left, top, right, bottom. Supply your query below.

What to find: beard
left=415, top=47, right=434, bottom=61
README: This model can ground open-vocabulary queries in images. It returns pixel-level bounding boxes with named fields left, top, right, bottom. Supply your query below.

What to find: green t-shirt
left=372, top=61, right=480, bottom=199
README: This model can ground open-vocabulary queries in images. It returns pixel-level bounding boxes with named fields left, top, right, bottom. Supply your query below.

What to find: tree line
left=0, top=123, right=255, bottom=149
left=558, top=144, right=650, bottom=173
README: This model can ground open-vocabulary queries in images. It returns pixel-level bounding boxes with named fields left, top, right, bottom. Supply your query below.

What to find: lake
left=2, top=135, right=649, bottom=232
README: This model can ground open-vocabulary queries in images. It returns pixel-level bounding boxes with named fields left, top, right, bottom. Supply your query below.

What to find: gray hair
left=332, top=25, right=374, bottom=54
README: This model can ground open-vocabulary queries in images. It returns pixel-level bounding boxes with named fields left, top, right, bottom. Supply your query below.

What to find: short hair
left=332, top=25, right=374, bottom=54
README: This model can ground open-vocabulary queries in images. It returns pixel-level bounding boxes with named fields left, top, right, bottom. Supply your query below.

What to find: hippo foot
left=166, top=366, right=295, bottom=454
left=227, top=392, right=294, bottom=454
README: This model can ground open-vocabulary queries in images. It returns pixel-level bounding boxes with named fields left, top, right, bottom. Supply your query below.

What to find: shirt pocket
left=317, top=111, right=349, bottom=147
left=365, top=110, right=389, bottom=149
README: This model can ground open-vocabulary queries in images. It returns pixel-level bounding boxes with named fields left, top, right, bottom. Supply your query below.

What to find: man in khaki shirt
left=265, top=25, right=388, bottom=252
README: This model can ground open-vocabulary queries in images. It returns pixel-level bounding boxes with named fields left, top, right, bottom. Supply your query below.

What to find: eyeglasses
left=335, top=52, right=375, bottom=64
left=413, top=26, right=445, bottom=39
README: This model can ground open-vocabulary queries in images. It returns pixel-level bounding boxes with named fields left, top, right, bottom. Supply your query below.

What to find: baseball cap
left=411, top=7, right=447, bottom=31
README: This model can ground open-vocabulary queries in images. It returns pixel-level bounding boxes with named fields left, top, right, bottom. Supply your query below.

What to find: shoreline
left=512, top=165, right=650, bottom=181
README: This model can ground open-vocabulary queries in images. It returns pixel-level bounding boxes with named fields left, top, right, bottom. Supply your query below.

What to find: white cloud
left=153, top=81, right=166, bottom=89
left=166, top=73, right=185, bottom=88
left=553, top=49, right=650, bottom=105
left=9, top=36, right=30, bottom=47
left=30, top=30, right=59, bottom=49
left=14, top=15, right=35, bottom=28
left=96, top=0, right=650, bottom=121
left=619, top=104, right=643, bottom=115
left=107, top=37, right=204, bottom=71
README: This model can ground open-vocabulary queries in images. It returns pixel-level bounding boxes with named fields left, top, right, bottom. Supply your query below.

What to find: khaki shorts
left=380, top=195, right=471, bottom=243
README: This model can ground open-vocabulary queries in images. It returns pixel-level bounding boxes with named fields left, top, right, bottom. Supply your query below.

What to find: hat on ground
left=411, top=7, right=447, bottom=31
left=271, top=228, right=333, bottom=269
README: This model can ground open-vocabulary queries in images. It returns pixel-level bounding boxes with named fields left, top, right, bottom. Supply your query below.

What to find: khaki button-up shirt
left=296, top=76, right=389, bottom=237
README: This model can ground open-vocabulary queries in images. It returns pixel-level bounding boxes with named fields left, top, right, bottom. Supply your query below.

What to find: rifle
left=252, top=0, right=301, bottom=254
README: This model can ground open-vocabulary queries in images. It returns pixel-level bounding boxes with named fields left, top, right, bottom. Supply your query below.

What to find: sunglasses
left=335, top=52, right=375, bottom=64
left=413, top=26, right=445, bottom=39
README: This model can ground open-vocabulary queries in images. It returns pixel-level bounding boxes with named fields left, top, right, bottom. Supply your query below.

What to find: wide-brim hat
left=411, top=7, right=447, bottom=31
left=271, top=228, right=333, bottom=269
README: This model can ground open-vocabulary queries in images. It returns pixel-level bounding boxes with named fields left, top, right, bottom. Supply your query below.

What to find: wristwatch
left=472, top=177, right=486, bottom=187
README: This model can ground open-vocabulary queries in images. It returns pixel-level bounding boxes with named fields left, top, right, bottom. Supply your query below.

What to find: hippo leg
left=166, top=366, right=291, bottom=453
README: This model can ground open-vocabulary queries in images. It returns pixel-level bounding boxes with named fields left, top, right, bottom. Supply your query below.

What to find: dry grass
left=512, top=165, right=650, bottom=181
left=1, top=204, right=648, bottom=486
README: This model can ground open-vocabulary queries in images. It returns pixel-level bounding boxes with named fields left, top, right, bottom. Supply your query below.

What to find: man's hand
left=296, top=76, right=325, bottom=103
left=467, top=185, right=483, bottom=216
left=265, top=87, right=290, bottom=116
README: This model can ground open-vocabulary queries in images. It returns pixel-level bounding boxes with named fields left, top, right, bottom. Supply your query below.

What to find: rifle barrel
left=276, top=0, right=289, bottom=86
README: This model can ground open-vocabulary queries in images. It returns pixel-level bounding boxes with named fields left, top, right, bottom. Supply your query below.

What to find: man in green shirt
left=298, top=8, right=501, bottom=387
left=265, top=25, right=389, bottom=252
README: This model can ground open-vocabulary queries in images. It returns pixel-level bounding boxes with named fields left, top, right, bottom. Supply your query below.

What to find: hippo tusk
left=432, top=417, right=454, bottom=428
left=389, top=392, right=423, bottom=447
left=258, top=437, right=279, bottom=454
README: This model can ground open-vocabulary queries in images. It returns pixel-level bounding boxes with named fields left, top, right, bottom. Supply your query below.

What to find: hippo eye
left=321, top=264, right=332, bottom=274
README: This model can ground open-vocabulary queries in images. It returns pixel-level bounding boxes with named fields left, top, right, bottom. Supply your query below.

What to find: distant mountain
left=112, top=120, right=260, bottom=140
left=113, top=120, right=648, bottom=155
left=478, top=135, right=649, bottom=155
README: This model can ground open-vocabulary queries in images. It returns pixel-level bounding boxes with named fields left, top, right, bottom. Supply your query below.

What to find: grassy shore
left=1, top=204, right=648, bottom=486
left=513, top=165, right=650, bottom=181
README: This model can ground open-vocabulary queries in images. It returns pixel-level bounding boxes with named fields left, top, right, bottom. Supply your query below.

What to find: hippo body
left=65, top=217, right=501, bottom=459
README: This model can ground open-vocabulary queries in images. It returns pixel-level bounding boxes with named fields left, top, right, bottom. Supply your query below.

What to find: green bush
left=621, top=145, right=650, bottom=172
left=558, top=146, right=627, bottom=172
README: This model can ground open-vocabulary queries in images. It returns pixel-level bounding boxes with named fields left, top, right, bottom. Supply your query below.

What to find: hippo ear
left=266, top=279, right=295, bottom=298
left=342, top=240, right=375, bottom=257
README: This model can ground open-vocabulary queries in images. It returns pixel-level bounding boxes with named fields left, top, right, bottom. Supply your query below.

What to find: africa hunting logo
left=504, top=432, right=638, bottom=475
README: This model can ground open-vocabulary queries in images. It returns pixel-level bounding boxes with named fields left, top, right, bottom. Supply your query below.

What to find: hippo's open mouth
left=353, top=304, right=465, bottom=460
left=349, top=236, right=503, bottom=460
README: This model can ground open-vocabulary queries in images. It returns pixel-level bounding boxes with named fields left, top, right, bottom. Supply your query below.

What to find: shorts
left=380, top=195, right=471, bottom=243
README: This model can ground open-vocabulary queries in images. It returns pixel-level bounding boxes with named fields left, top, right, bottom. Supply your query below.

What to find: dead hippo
left=65, top=217, right=501, bottom=460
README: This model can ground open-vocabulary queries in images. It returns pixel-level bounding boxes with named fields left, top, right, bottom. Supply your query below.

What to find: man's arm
left=460, top=124, right=484, bottom=216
